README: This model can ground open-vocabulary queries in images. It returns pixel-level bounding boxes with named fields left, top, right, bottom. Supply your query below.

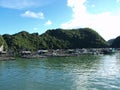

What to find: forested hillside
left=111, top=36, right=120, bottom=48
left=2, top=28, right=109, bottom=51
left=0, top=35, right=8, bottom=49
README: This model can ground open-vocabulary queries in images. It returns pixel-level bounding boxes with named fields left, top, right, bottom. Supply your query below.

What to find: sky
left=0, top=0, right=120, bottom=40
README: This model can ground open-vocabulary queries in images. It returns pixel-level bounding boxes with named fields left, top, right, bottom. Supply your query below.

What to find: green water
left=0, top=53, right=120, bottom=90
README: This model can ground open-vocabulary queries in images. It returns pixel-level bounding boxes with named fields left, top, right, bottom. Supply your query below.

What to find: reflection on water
left=0, top=54, right=120, bottom=90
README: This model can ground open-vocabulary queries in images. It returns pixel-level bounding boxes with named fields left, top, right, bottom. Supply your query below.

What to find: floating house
left=20, top=51, right=31, bottom=56
left=0, top=45, right=7, bottom=56
left=37, top=50, right=48, bottom=55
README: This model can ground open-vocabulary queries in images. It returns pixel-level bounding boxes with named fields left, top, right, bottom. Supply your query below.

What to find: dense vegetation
left=41, top=28, right=108, bottom=49
left=107, top=39, right=114, bottom=46
left=2, top=28, right=108, bottom=51
left=3, top=31, right=40, bottom=52
left=111, top=36, right=120, bottom=48
left=0, top=35, right=8, bottom=49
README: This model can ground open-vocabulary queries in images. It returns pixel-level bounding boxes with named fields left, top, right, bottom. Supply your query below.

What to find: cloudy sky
left=0, top=0, right=120, bottom=40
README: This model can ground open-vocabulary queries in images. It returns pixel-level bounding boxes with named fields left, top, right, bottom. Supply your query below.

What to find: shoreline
left=0, top=56, right=15, bottom=61
left=0, top=48, right=117, bottom=60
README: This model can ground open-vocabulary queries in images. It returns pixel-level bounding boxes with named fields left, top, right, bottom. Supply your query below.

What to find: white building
left=0, top=45, right=3, bottom=52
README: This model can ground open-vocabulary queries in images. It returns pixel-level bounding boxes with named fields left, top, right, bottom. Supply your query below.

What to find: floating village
left=0, top=44, right=119, bottom=60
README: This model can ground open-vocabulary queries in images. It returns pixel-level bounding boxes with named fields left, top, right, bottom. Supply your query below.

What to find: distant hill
left=3, top=28, right=109, bottom=51
left=111, top=36, right=120, bottom=48
left=107, top=39, right=114, bottom=46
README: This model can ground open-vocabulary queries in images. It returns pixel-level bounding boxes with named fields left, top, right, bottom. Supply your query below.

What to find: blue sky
left=0, top=0, right=120, bottom=40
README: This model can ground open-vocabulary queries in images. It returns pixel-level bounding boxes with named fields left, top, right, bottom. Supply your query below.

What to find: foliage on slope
left=3, top=28, right=109, bottom=51
left=111, top=36, right=120, bottom=48
left=3, top=31, right=40, bottom=51
left=0, top=35, right=8, bottom=49
left=41, top=28, right=108, bottom=49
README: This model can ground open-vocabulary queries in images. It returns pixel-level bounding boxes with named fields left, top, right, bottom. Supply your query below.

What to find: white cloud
left=0, top=0, right=40, bottom=9
left=61, top=0, right=120, bottom=40
left=45, top=20, right=52, bottom=26
left=21, top=11, right=44, bottom=19
left=0, top=0, right=56, bottom=9
left=116, top=0, right=120, bottom=3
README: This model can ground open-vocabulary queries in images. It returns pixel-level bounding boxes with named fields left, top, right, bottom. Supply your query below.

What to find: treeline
left=0, top=28, right=119, bottom=52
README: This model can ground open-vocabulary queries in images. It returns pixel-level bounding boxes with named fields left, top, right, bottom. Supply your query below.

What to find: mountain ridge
left=1, top=28, right=109, bottom=52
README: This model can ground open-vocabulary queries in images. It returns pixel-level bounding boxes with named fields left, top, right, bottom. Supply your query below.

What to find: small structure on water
left=0, top=45, right=7, bottom=56
left=20, top=50, right=31, bottom=56
left=37, top=50, right=48, bottom=55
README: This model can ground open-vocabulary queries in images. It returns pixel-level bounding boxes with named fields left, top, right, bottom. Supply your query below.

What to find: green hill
left=3, top=28, right=108, bottom=51
left=3, top=31, right=40, bottom=52
left=107, top=39, right=114, bottom=46
left=40, top=28, right=108, bottom=49
left=111, top=36, right=120, bottom=48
